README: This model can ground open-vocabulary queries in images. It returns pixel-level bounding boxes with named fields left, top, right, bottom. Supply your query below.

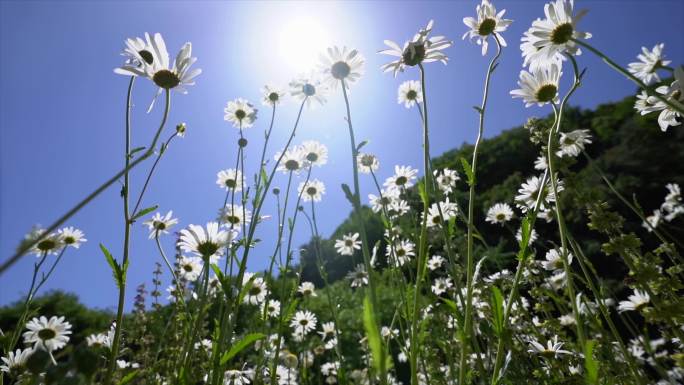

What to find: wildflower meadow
left=1, top=0, right=683, bottom=384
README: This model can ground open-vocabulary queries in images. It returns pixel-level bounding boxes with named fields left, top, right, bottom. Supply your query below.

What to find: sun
left=277, top=18, right=331, bottom=73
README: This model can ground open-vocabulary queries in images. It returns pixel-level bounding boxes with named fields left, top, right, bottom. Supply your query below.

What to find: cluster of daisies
left=643, top=183, right=683, bottom=232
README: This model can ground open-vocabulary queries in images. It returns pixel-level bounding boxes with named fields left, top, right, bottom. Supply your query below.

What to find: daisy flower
left=527, top=335, right=572, bottom=358
left=642, top=209, right=662, bottom=232
left=298, top=281, right=317, bottom=297
left=618, top=289, right=650, bottom=313
left=556, top=129, right=592, bottom=157
left=289, top=73, right=327, bottom=108
left=386, top=239, right=415, bottom=267
left=380, top=20, right=453, bottom=77
left=276, top=147, right=305, bottom=174
left=368, top=188, right=400, bottom=213
left=178, top=256, right=203, bottom=282
left=298, top=179, right=326, bottom=202
left=143, top=211, right=178, bottom=239
left=650, top=66, right=684, bottom=132
left=86, top=333, right=110, bottom=348
left=534, top=155, right=548, bottom=170
left=318, top=322, right=337, bottom=340
left=242, top=273, right=269, bottom=305
left=521, top=0, right=591, bottom=69
left=427, top=255, right=445, bottom=271
left=223, top=369, right=251, bottom=385
left=117, top=33, right=201, bottom=110
left=319, top=46, right=365, bottom=89
left=261, top=84, right=286, bottom=106
left=510, top=63, right=562, bottom=107
left=431, top=277, right=453, bottom=296
left=383, top=165, right=418, bottom=191
left=1, top=348, right=32, bottom=375
left=462, top=0, right=512, bottom=56
left=485, top=203, right=514, bottom=225
left=27, top=229, right=63, bottom=257
left=542, top=248, right=573, bottom=273
left=300, top=140, right=328, bottom=167
left=290, top=310, right=317, bottom=335
left=219, top=204, right=251, bottom=228
left=224, top=98, right=258, bottom=129
left=23, top=316, right=72, bottom=354
left=334, top=233, right=361, bottom=256
left=434, top=168, right=460, bottom=193
left=628, top=43, right=671, bottom=85
left=515, top=174, right=564, bottom=213
left=397, top=80, right=423, bottom=108
left=263, top=299, right=281, bottom=318
left=178, top=222, right=234, bottom=260
left=346, top=264, right=368, bottom=288
left=357, top=153, right=380, bottom=174
left=426, top=198, right=459, bottom=228
left=57, top=227, right=87, bottom=249
left=216, top=169, right=244, bottom=192
left=113, top=32, right=156, bottom=75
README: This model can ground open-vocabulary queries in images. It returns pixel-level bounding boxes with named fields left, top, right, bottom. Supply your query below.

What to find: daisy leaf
left=220, top=333, right=266, bottom=365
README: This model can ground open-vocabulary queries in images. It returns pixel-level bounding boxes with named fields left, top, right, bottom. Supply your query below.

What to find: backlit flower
left=143, top=211, right=178, bottom=239
left=462, top=0, right=512, bottom=56
left=224, top=98, right=258, bottom=129
left=319, top=46, right=365, bottom=89
left=511, top=63, right=562, bottom=107
left=380, top=20, right=452, bottom=77
left=628, top=44, right=671, bottom=85
left=397, top=80, right=423, bottom=108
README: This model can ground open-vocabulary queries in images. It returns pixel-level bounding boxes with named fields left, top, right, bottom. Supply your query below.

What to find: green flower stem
left=572, top=39, right=684, bottom=115
left=153, top=234, right=188, bottom=313
left=547, top=104, right=586, bottom=349
left=1, top=86, right=171, bottom=277
left=546, top=54, right=586, bottom=351
left=459, top=37, right=502, bottom=385
left=131, top=131, right=179, bottom=216
left=269, top=167, right=312, bottom=384
left=408, top=62, right=433, bottom=385
left=105, top=87, right=171, bottom=385
left=566, top=236, right=646, bottom=385
left=255, top=104, right=278, bottom=193
left=7, top=250, right=52, bottom=350
left=340, top=78, right=387, bottom=385
left=309, top=200, right=346, bottom=382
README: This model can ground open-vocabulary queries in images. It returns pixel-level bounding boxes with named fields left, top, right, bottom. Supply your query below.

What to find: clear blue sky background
left=1, top=0, right=682, bottom=311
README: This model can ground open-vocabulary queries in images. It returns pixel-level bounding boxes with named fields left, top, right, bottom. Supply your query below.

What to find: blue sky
left=1, top=0, right=682, bottom=311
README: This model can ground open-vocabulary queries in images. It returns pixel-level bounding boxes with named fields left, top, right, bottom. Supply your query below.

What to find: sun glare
left=277, top=18, right=332, bottom=73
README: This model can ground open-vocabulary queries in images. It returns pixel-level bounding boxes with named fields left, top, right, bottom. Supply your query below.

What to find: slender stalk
left=105, top=88, right=171, bottom=384
left=408, top=62, right=435, bottom=385
left=572, top=39, right=684, bottom=115
left=1, top=87, right=171, bottom=277
left=547, top=102, right=585, bottom=348
left=131, top=131, right=179, bottom=216
left=7, top=250, right=51, bottom=350
left=459, top=37, right=502, bottom=385
left=340, top=78, right=387, bottom=384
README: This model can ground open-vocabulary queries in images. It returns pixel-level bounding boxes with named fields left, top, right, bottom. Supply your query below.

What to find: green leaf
left=356, top=140, right=369, bottom=151
left=363, top=295, right=384, bottom=373
left=128, top=147, right=146, bottom=158
left=460, top=157, right=475, bottom=186
left=417, top=181, right=428, bottom=206
left=584, top=340, right=599, bottom=385
left=237, top=274, right=257, bottom=306
left=118, top=370, right=139, bottom=385
left=100, top=243, right=122, bottom=288
left=131, top=205, right=158, bottom=221
left=516, top=216, right=533, bottom=261
left=284, top=299, right=300, bottom=326
left=220, top=333, right=266, bottom=365
left=341, top=183, right=356, bottom=206
left=490, top=286, right=504, bottom=336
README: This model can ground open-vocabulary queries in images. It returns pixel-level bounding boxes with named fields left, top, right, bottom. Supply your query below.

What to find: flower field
left=1, top=0, right=683, bottom=384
